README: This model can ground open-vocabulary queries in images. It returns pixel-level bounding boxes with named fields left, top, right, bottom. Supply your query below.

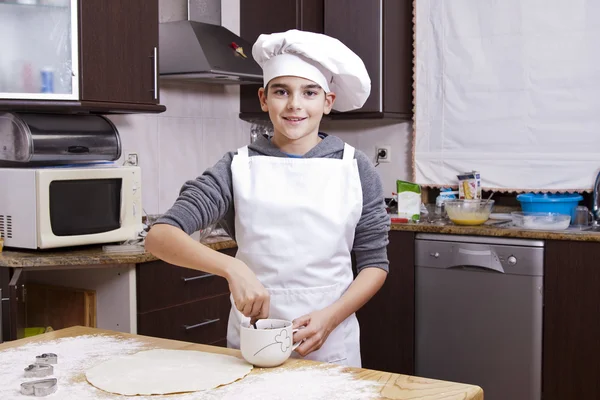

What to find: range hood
left=158, top=0, right=263, bottom=84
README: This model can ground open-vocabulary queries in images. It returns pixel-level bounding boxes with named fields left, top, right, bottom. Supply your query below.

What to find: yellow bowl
left=445, top=200, right=494, bottom=226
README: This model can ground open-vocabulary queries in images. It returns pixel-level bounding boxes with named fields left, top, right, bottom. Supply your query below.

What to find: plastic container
left=516, top=193, right=583, bottom=221
left=511, top=212, right=571, bottom=231
left=445, top=199, right=495, bottom=226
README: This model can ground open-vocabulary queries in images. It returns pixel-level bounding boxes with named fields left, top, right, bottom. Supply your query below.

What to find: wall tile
left=158, top=117, right=203, bottom=213
left=200, top=84, right=240, bottom=118
left=159, top=81, right=205, bottom=118
left=108, top=114, right=159, bottom=214
left=221, top=0, right=240, bottom=35
left=200, top=118, right=249, bottom=169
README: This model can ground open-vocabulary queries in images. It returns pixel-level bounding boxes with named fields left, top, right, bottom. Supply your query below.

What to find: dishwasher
left=415, top=233, right=543, bottom=400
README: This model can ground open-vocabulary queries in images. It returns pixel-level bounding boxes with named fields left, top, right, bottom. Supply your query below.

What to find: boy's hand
left=226, top=260, right=270, bottom=324
left=292, top=308, right=339, bottom=357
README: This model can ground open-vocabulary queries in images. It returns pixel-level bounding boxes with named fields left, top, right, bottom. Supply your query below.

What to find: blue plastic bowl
left=516, top=193, right=583, bottom=220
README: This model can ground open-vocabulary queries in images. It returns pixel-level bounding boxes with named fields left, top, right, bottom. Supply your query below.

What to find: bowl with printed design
left=240, top=319, right=301, bottom=367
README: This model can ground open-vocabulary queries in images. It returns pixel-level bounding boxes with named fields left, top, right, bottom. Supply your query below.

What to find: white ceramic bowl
left=240, top=319, right=300, bottom=368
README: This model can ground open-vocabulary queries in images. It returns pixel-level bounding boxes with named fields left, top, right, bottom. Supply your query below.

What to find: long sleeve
left=353, top=150, right=391, bottom=272
left=155, top=151, right=236, bottom=236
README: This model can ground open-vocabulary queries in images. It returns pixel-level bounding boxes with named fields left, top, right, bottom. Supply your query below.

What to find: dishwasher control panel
left=415, top=235, right=544, bottom=276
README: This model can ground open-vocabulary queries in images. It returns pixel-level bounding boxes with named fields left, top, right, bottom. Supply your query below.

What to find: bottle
left=435, top=188, right=458, bottom=218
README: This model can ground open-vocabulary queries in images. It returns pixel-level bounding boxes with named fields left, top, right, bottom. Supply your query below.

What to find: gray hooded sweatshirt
left=155, top=133, right=390, bottom=272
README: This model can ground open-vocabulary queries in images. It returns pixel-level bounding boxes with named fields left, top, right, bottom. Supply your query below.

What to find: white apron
left=227, top=142, right=364, bottom=367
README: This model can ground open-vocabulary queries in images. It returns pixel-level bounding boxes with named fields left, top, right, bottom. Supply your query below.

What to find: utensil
left=35, top=353, right=57, bottom=364
left=24, top=364, right=53, bottom=378
left=483, top=192, right=494, bottom=206
left=486, top=219, right=511, bottom=227
left=20, top=378, right=57, bottom=397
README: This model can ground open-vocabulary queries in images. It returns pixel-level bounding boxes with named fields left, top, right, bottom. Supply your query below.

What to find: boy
left=145, top=29, right=390, bottom=368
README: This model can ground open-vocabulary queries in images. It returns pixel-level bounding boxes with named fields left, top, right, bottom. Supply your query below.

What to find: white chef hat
left=252, top=29, right=371, bottom=112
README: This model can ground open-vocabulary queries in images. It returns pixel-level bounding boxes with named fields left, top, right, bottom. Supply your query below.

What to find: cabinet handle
left=0, top=289, right=8, bottom=343
left=183, top=318, right=220, bottom=331
left=181, top=273, right=216, bottom=283
left=150, top=47, right=158, bottom=100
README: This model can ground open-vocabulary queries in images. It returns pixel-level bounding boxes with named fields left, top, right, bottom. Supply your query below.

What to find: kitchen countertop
left=0, top=237, right=237, bottom=268
left=3, top=220, right=600, bottom=268
left=0, top=326, right=484, bottom=400
left=391, top=220, right=600, bottom=242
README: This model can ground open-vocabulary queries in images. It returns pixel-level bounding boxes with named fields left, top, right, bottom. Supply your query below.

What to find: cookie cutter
left=35, top=353, right=57, bottom=365
left=24, top=363, right=53, bottom=378
left=20, top=378, right=57, bottom=397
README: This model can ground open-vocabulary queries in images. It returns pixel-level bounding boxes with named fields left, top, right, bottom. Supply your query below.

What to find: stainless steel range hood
left=158, top=0, right=263, bottom=84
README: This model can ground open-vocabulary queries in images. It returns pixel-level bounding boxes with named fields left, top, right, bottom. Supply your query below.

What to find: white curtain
left=413, top=0, right=600, bottom=192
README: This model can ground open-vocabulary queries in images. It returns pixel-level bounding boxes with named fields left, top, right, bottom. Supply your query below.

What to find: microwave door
left=48, top=178, right=122, bottom=236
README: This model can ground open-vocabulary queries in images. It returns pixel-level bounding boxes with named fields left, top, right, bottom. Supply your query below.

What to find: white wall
left=110, top=0, right=413, bottom=216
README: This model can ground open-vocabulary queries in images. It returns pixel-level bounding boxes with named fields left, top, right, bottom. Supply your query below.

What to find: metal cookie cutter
left=35, top=353, right=57, bottom=364
left=24, top=363, right=53, bottom=378
left=20, top=378, right=57, bottom=397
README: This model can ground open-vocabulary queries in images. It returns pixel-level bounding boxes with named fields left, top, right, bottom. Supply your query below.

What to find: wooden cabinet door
left=543, top=240, right=600, bottom=400
left=356, top=231, right=415, bottom=374
left=239, top=0, right=324, bottom=115
left=136, top=247, right=236, bottom=346
left=324, top=0, right=412, bottom=117
left=324, top=0, right=381, bottom=113
left=7, top=268, right=26, bottom=341
left=79, top=0, right=159, bottom=104
left=0, top=268, right=9, bottom=342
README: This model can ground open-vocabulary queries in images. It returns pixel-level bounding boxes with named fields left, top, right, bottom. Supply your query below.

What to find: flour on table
left=0, top=335, right=382, bottom=400
left=86, top=349, right=253, bottom=395
left=0, top=334, right=147, bottom=400
left=203, top=365, right=383, bottom=400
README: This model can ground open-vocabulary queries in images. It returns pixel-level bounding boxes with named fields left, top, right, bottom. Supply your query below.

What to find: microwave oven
left=0, top=166, right=142, bottom=249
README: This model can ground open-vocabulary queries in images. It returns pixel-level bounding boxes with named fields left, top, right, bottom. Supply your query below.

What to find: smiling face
left=258, top=76, right=336, bottom=153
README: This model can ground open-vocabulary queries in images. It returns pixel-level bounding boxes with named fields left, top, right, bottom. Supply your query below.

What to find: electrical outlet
left=376, top=146, right=391, bottom=163
left=124, top=152, right=139, bottom=166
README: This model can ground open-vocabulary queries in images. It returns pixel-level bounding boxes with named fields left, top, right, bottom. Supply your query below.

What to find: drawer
left=137, top=259, right=231, bottom=313
left=137, top=293, right=231, bottom=345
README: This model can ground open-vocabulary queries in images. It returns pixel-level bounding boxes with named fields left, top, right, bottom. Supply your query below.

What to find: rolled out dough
left=85, top=349, right=253, bottom=395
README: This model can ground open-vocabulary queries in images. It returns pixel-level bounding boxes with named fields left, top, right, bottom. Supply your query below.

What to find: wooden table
left=0, top=326, right=483, bottom=400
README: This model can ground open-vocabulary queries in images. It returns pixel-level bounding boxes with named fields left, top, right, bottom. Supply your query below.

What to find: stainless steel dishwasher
left=415, top=233, right=543, bottom=400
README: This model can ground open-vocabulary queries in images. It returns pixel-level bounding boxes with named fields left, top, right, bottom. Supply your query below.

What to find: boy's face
left=258, top=76, right=335, bottom=142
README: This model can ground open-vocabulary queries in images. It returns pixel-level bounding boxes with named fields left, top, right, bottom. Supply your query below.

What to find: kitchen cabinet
left=324, top=0, right=413, bottom=119
left=135, top=247, right=236, bottom=347
left=543, top=240, right=600, bottom=400
left=6, top=269, right=26, bottom=342
left=356, top=230, right=415, bottom=374
left=239, top=0, right=324, bottom=118
left=238, top=0, right=413, bottom=121
left=0, top=0, right=165, bottom=114
left=0, top=267, right=10, bottom=342
left=1, top=265, right=135, bottom=342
